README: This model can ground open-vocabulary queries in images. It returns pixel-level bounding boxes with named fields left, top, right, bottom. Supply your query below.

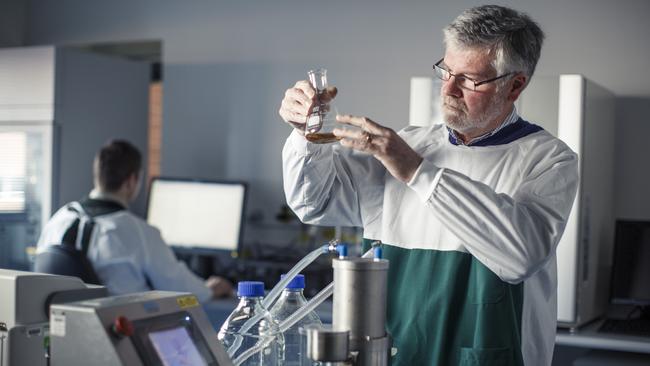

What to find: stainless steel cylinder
left=357, top=335, right=391, bottom=365
left=304, top=324, right=350, bottom=362
left=332, top=258, right=389, bottom=351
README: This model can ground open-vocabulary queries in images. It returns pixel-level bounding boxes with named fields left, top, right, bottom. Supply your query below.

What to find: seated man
left=37, top=139, right=232, bottom=302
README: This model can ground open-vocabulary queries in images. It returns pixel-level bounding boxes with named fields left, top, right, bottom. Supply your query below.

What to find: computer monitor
left=609, top=220, right=650, bottom=306
left=146, top=178, right=247, bottom=254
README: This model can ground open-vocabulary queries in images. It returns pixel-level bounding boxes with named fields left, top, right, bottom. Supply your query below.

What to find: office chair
left=33, top=206, right=102, bottom=285
left=33, top=243, right=101, bottom=285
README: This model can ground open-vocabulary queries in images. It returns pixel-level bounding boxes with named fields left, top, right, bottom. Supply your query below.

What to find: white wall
left=0, top=0, right=25, bottom=47
left=53, top=48, right=150, bottom=215
left=21, top=0, right=650, bottom=221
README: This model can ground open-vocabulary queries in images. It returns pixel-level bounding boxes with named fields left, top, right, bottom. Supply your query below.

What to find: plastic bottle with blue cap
left=269, top=274, right=323, bottom=366
left=218, top=281, right=284, bottom=366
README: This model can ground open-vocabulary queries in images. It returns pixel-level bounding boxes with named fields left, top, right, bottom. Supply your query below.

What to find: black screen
left=610, top=221, right=650, bottom=305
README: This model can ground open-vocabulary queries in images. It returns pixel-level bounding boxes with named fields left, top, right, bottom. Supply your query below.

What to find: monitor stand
left=179, top=251, right=236, bottom=279
left=189, top=254, right=214, bottom=279
left=637, top=305, right=650, bottom=320
left=173, top=250, right=215, bottom=279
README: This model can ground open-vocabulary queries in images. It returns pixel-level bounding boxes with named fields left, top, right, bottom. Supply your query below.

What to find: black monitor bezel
left=609, top=219, right=650, bottom=306
left=145, top=176, right=248, bottom=256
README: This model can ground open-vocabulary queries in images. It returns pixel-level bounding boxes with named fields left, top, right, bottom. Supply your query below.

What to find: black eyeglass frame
left=433, top=58, right=515, bottom=91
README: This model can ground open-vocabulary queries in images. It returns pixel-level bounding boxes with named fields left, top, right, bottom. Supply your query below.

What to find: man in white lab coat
left=279, top=5, right=579, bottom=366
left=37, top=140, right=232, bottom=302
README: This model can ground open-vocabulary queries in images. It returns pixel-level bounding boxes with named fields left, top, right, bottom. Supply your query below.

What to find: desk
left=557, top=322, right=650, bottom=354
left=554, top=320, right=650, bottom=365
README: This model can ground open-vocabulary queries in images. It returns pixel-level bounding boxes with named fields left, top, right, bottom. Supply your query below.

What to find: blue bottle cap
left=280, top=274, right=305, bottom=289
left=337, top=244, right=348, bottom=258
left=373, top=246, right=383, bottom=259
left=237, top=281, right=265, bottom=297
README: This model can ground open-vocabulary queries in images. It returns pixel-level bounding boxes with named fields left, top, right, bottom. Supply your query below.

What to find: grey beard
left=441, top=94, right=507, bottom=135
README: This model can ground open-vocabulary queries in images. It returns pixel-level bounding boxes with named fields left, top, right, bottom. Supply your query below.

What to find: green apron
left=363, top=239, right=525, bottom=366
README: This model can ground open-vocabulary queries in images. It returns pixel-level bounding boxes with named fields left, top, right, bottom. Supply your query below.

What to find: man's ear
left=126, top=172, right=138, bottom=189
left=507, top=73, right=528, bottom=102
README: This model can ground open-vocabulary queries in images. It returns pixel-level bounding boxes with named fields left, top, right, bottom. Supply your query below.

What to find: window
left=0, top=132, right=27, bottom=213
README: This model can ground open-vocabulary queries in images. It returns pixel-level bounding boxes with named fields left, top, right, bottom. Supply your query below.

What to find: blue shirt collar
left=447, top=109, right=543, bottom=147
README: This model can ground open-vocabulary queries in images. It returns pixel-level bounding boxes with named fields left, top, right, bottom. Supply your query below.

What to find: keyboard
left=599, top=318, right=650, bottom=337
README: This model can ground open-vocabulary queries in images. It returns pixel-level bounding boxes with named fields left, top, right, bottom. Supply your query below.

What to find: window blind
left=0, top=132, right=27, bottom=213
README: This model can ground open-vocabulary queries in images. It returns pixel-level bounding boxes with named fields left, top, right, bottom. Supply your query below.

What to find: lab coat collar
left=89, top=189, right=129, bottom=209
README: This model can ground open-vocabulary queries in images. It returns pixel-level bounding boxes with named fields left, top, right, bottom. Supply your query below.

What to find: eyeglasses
left=433, top=58, right=514, bottom=91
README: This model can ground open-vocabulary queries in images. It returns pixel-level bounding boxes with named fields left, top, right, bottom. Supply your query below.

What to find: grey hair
left=443, top=5, right=545, bottom=79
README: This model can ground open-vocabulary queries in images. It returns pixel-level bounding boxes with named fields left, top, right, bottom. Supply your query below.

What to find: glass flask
left=305, top=68, right=340, bottom=144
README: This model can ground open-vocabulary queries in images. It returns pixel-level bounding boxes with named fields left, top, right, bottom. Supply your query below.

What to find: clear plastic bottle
left=218, top=281, right=285, bottom=366
left=270, top=274, right=323, bottom=366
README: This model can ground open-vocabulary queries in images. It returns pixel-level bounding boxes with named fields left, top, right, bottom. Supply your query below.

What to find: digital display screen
left=148, top=326, right=208, bottom=366
left=147, top=179, right=246, bottom=251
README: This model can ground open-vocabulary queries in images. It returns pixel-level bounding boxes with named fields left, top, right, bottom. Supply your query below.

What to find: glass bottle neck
left=281, top=288, right=307, bottom=301
left=237, top=296, right=265, bottom=307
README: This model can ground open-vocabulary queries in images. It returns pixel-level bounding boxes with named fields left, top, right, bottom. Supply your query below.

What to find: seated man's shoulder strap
left=65, top=199, right=125, bottom=254
left=77, top=198, right=126, bottom=218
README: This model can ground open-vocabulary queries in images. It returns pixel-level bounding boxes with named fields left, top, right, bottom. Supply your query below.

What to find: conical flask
left=305, top=68, right=340, bottom=144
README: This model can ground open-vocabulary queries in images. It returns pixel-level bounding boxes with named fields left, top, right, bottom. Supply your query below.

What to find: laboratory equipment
left=217, top=243, right=340, bottom=366
left=48, top=291, right=233, bottom=366
left=0, top=269, right=107, bottom=366
left=269, top=274, right=322, bottom=366
left=224, top=241, right=388, bottom=366
left=218, top=282, right=284, bottom=366
left=271, top=243, right=390, bottom=365
left=305, top=255, right=391, bottom=366
left=304, top=68, right=340, bottom=144
left=273, top=244, right=379, bottom=336
left=146, top=178, right=247, bottom=254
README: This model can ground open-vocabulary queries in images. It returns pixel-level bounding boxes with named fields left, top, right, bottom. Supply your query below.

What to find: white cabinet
left=517, top=74, right=616, bottom=328
left=0, top=46, right=149, bottom=270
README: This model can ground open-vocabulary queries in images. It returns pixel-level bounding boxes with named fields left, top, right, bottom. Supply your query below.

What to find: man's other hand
left=334, top=114, right=423, bottom=183
left=206, top=276, right=234, bottom=299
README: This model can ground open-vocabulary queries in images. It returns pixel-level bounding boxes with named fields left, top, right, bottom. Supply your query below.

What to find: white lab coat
left=282, top=119, right=579, bottom=366
left=37, top=201, right=212, bottom=302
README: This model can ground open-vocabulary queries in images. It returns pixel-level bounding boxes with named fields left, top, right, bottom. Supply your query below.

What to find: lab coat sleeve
left=140, top=225, right=213, bottom=303
left=282, top=130, right=384, bottom=227
left=408, top=144, right=579, bottom=284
